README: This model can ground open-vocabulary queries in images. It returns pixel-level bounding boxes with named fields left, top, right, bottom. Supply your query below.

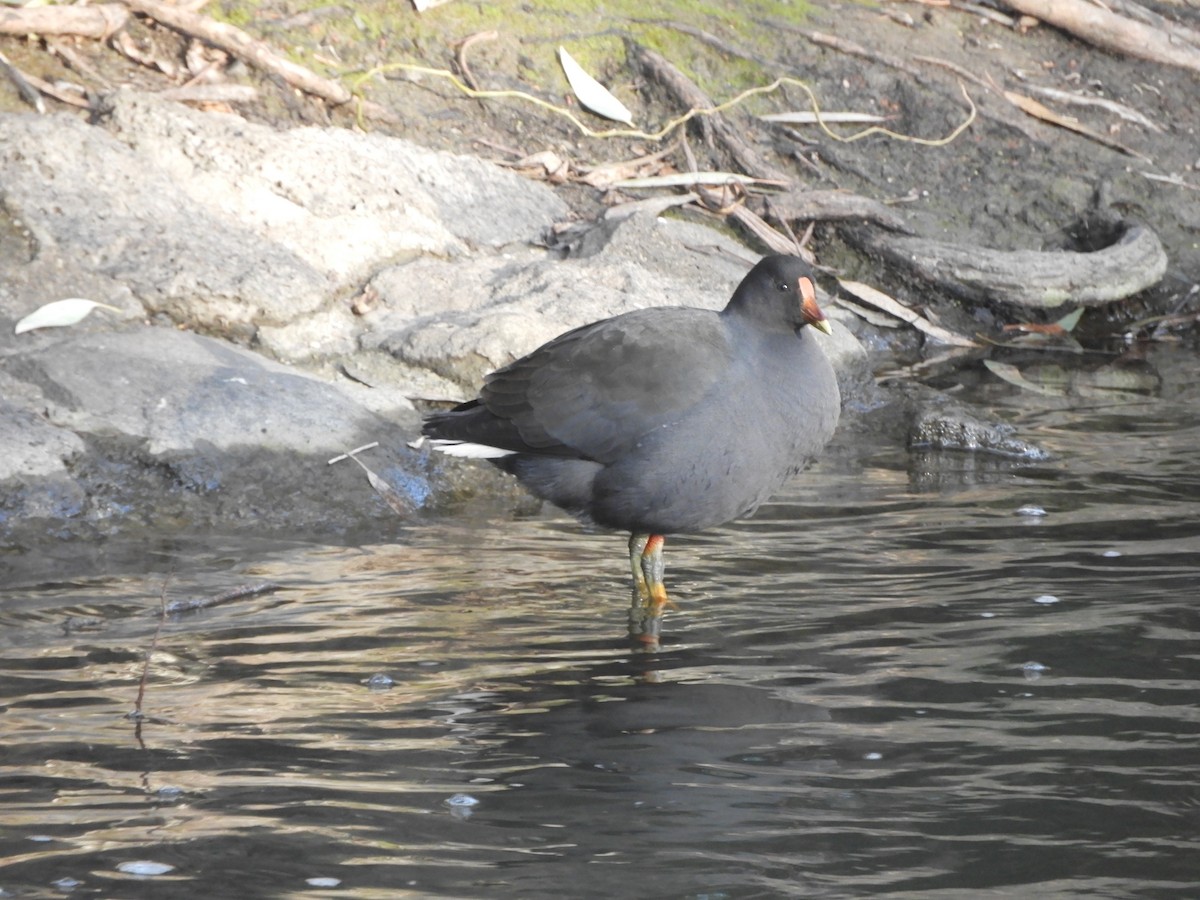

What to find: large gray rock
left=0, top=327, right=429, bottom=538
left=0, top=90, right=569, bottom=360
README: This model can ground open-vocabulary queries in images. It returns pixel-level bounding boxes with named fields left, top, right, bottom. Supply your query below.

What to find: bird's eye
left=778, top=281, right=790, bottom=292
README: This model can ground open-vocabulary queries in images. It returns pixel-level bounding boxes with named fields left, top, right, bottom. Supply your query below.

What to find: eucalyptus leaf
left=613, top=172, right=772, bottom=189
left=558, top=46, right=634, bottom=126
left=1054, top=307, right=1085, bottom=332
left=758, top=111, right=885, bottom=125
left=14, top=298, right=123, bottom=335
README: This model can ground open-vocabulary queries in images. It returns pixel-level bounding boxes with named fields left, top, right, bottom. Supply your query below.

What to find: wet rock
left=2, top=327, right=428, bottom=539
left=909, top=393, right=1049, bottom=460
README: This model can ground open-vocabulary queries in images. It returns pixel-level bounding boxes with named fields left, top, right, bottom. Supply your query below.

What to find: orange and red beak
left=799, top=276, right=833, bottom=335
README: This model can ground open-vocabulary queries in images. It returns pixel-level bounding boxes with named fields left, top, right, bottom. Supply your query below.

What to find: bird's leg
left=628, top=532, right=652, bottom=603
left=640, top=535, right=669, bottom=611
left=628, top=533, right=669, bottom=645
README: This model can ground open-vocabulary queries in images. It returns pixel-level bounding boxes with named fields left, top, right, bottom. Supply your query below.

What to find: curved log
left=853, top=218, right=1167, bottom=308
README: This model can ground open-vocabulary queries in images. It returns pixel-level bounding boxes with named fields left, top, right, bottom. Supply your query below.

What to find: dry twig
left=119, top=0, right=396, bottom=118
left=454, top=30, right=497, bottom=92
left=1002, top=90, right=1151, bottom=159
left=131, top=577, right=171, bottom=720
left=163, top=582, right=283, bottom=615
left=0, top=5, right=129, bottom=39
left=632, top=43, right=791, bottom=182
left=1021, top=84, right=1162, bottom=132
left=0, top=50, right=44, bottom=113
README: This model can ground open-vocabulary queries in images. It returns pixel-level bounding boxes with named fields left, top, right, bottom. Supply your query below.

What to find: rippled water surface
left=3, top=347, right=1200, bottom=899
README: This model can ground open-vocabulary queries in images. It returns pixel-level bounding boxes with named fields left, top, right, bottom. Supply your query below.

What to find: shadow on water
left=2, top=346, right=1200, bottom=898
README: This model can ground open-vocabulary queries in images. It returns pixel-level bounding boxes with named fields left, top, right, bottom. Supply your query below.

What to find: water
left=2, top=346, right=1199, bottom=899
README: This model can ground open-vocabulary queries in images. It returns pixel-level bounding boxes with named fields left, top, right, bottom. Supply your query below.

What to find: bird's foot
left=627, top=596, right=664, bottom=647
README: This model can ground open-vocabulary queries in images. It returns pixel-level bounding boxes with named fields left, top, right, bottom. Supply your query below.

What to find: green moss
left=206, top=1, right=809, bottom=96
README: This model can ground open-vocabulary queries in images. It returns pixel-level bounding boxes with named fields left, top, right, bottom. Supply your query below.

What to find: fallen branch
left=727, top=202, right=804, bottom=255
left=766, top=188, right=916, bottom=233
left=998, top=0, right=1200, bottom=75
left=1101, top=0, right=1200, bottom=50
left=0, top=4, right=129, bottom=39
left=120, top=0, right=379, bottom=113
left=1021, top=83, right=1162, bottom=132
left=850, top=217, right=1167, bottom=308
left=631, top=42, right=792, bottom=183
left=1003, top=90, right=1151, bottom=160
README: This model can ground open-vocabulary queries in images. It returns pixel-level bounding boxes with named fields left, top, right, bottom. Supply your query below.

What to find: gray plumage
left=423, top=254, right=840, bottom=535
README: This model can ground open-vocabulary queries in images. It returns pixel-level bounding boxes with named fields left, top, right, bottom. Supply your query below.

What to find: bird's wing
left=481, top=307, right=732, bottom=463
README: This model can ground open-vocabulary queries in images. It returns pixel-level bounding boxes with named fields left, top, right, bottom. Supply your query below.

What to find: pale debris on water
left=116, top=861, right=175, bottom=876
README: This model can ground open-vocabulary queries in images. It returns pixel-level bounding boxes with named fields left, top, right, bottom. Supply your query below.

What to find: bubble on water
left=863, top=752, right=883, bottom=761
left=1102, top=549, right=1122, bottom=558
left=52, top=877, right=82, bottom=890
left=28, top=835, right=53, bottom=842
left=1015, top=505, right=1047, bottom=517
left=364, top=673, right=394, bottom=690
left=305, top=877, right=341, bottom=887
left=1022, top=661, right=1049, bottom=681
left=445, top=793, right=479, bottom=821
left=1033, top=594, right=1060, bottom=605
left=116, top=861, right=174, bottom=876
left=980, top=611, right=996, bottom=618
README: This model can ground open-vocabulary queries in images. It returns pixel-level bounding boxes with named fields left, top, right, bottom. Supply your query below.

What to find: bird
left=422, top=254, right=841, bottom=643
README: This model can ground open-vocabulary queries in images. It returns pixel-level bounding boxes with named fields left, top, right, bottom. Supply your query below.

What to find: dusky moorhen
left=423, top=254, right=840, bottom=641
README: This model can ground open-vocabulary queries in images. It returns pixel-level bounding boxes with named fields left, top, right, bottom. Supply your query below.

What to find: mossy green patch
left=209, top=0, right=813, bottom=109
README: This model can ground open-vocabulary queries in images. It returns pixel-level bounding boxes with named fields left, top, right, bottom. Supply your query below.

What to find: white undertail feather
left=427, top=439, right=516, bottom=459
